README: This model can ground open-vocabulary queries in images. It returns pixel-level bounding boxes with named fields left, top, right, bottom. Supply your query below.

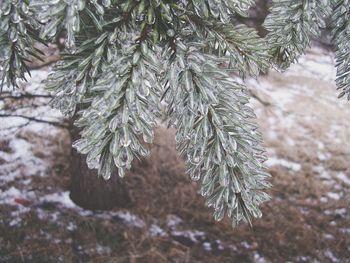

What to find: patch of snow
left=320, top=197, right=328, bottom=203
left=228, top=244, right=238, bottom=252
left=313, top=165, right=332, bottom=181
left=286, top=137, right=296, bottom=146
left=0, top=116, right=27, bottom=130
left=317, top=151, right=331, bottom=161
left=202, top=242, right=212, bottom=251
left=148, top=224, right=167, bottom=237
left=295, top=255, right=317, bottom=263
left=340, top=228, right=350, bottom=235
left=327, top=192, right=341, bottom=200
left=67, top=221, right=77, bottom=231
left=330, top=221, right=337, bottom=226
left=317, top=141, right=325, bottom=150
left=9, top=217, right=22, bottom=227
left=300, top=60, right=335, bottom=81
left=112, top=211, right=145, bottom=228
left=9, top=139, right=32, bottom=159
left=78, top=210, right=94, bottom=217
left=53, top=239, right=61, bottom=244
left=287, top=48, right=335, bottom=81
left=166, top=214, right=183, bottom=228
left=327, top=124, right=346, bottom=144
left=267, top=116, right=276, bottom=126
left=9, top=207, right=30, bottom=219
left=96, top=244, right=111, bottom=255
left=0, top=186, right=33, bottom=205
left=324, top=207, right=347, bottom=218
left=335, top=172, right=350, bottom=185
left=0, top=68, right=65, bottom=186
left=300, top=207, right=309, bottom=215
left=334, top=208, right=347, bottom=217
left=265, top=157, right=301, bottom=172
left=23, top=70, right=51, bottom=92
left=0, top=139, right=38, bottom=181
left=0, top=137, right=52, bottom=183
left=171, top=230, right=206, bottom=244
left=26, top=118, right=64, bottom=133
left=323, top=234, right=334, bottom=240
left=0, top=186, right=21, bottom=202
left=253, top=251, right=267, bottom=263
left=41, top=192, right=77, bottom=209
left=36, top=208, right=60, bottom=222
left=266, top=129, right=278, bottom=140
left=214, top=239, right=224, bottom=251
left=22, top=179, right=32, bottom=185
left=268, top=89, right=296, bottom=109
left=324, top=250, right=340, bottom=263
left=241, top=241, right=252, bottom=249
left=274, top=110, right=296, bottom=128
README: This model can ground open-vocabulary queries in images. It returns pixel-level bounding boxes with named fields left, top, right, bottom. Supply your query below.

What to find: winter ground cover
left=0, top=47, right=349, bottom=262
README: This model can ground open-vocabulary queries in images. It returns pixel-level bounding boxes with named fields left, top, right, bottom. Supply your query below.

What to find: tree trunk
left=69, top=127, right=132, bottom=210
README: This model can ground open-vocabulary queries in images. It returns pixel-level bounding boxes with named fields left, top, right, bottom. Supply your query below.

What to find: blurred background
left=0, top=1, right=349, bottom=263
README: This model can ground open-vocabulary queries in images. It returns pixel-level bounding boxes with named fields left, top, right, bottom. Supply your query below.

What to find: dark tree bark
left=69, top=127, right=132, bottom=210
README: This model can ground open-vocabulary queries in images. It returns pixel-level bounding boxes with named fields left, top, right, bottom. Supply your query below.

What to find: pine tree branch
left=332, top=0, right=350, bottom=100
left=73, top=27, right=162, bottom=180
left=0, top=1, right=45, bottom=90
left=190, top=0, right=256, bottom=19
left=164, top=41, right=270, bottom=226
left=264, top=0, right=331, bottom=69
left=186, top=13, right=270, bottom=77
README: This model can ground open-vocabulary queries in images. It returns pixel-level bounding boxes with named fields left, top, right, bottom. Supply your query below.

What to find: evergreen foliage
left=264, top=0, right=331, bottom=69
left=332, top=0, right=350, bottom=99
left=0, top=0, right=349, bottom=227
left=0, top=0, right=43, bottom=88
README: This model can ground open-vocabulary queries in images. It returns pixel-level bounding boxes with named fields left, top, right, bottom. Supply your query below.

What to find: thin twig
left=0, top=93, right=52, bottom=100
left=28, top=57, right=60, bottom=70
left=0, top=113, right=68, bottom=128
left=248, top=89, right=272, bottom=107
left=0, top=120, right=30, bottom=131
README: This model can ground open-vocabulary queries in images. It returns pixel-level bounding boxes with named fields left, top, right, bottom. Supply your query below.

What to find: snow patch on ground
left=0, top=138, right=44, bottom=182
left=324, top=250, right=340, bottom=263
left=40, top=192, right=77, bottom=209
left=0, top=186, right=33, bottom=205
left=335, top=172, right=350, bottom=185
left=148, top=224, right=168, bottom=237
left=265, top=157, right=301, bottom=172
left=166, top=214, right=183, bottom=228
left=327, top=192, right=342, bottom=200
left=171, top=229, right=206, bottom=244
left=112, top=211, right=146, bottom=228
left=253, top=252, right=267, bottom=263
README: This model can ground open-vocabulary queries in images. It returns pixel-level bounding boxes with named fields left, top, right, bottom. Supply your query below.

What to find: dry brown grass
left=118, top=128, right=350, bottom=262
left=0, top=140, right=12, bottom=154
left=1, top=128, right=349, bottom=263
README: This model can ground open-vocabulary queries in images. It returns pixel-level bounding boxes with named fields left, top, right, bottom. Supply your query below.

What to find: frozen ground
left=0, top=47, right=349, bottom=262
